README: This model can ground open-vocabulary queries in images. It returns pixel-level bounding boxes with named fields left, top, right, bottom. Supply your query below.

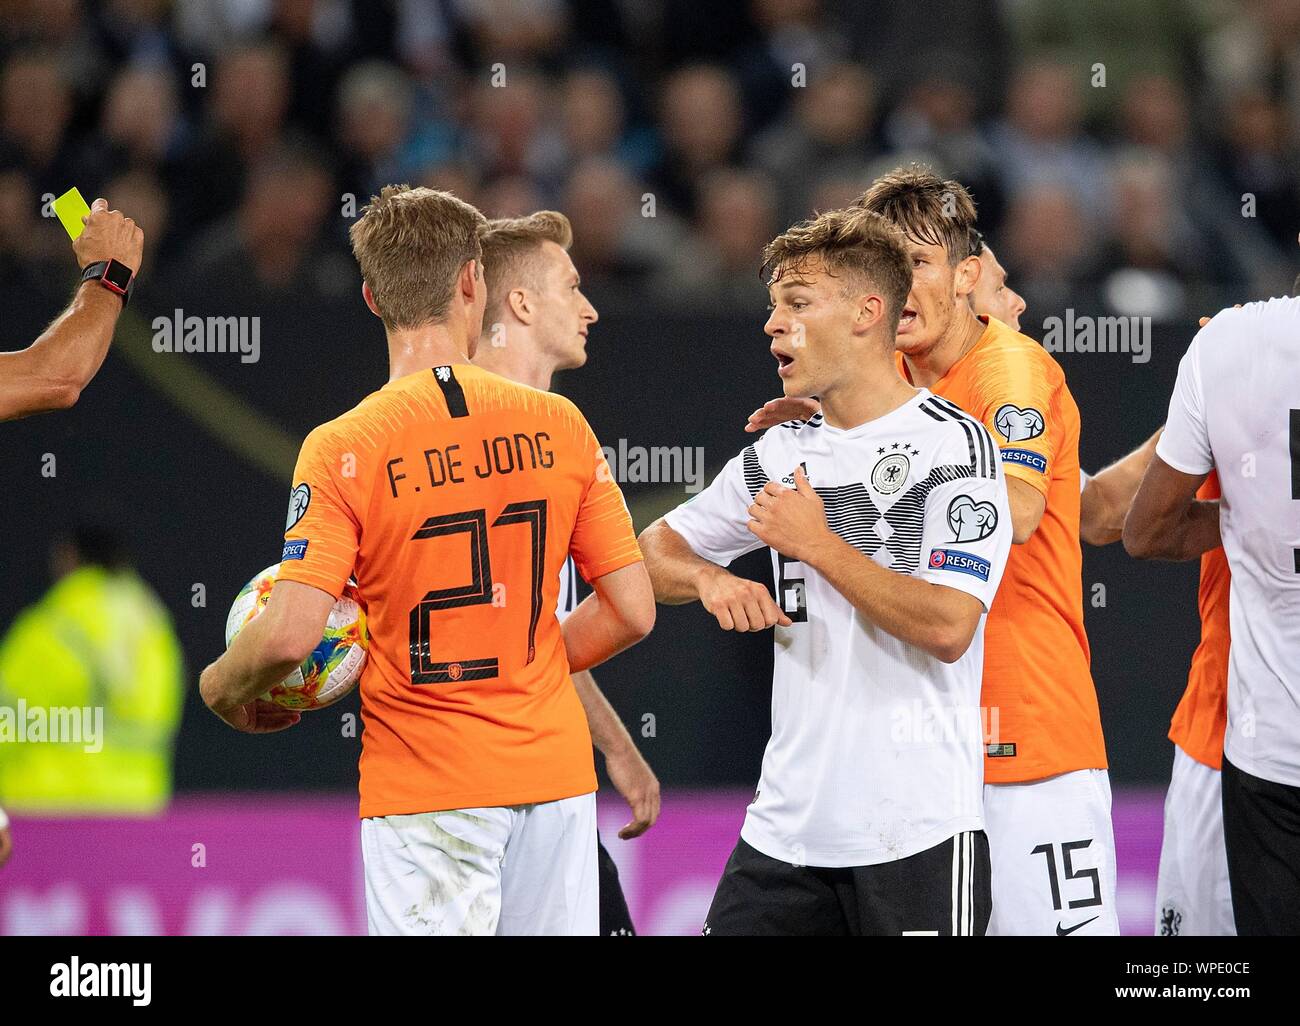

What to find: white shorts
left=1154, top=745, right=1234, bottom=936
left=361, top=792, right=598, bottom=936
left=984, top=769, right=1119, bottom=935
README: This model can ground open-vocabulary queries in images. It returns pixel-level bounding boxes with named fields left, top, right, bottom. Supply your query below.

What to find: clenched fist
left=697, top=564, right=792, bottom=632
left=72, top=198, right=144, bottom=273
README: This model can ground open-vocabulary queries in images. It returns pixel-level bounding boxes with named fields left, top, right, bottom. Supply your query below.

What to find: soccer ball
left=224, top=563, right=369, bottom=710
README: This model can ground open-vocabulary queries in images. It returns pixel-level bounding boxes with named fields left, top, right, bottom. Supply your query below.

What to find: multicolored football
left=224, top=563, right=368, bottom=710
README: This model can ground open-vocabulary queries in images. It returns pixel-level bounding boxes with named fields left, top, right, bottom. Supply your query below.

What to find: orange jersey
left=277, top=363, right=642, bottom=818
left=899, top=316, right=1105, bottom=782
left=1168, top=473, right=1230, bottom=770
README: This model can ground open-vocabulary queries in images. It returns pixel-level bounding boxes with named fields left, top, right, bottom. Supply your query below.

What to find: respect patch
left=1000, top=447, right=1048, bottom=474
left=928, top=547, right=991, bottom=582
left=282, top=539, right=309, bottom=561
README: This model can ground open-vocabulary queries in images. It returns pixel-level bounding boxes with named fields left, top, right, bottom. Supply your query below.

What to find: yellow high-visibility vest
left=0, top=566, right=183, bottom=815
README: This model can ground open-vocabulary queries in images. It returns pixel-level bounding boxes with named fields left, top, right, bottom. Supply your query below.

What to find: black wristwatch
left=80, top=259, right=136, bottom=306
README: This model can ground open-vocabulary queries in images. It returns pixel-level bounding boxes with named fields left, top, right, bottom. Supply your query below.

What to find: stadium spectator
left=882, top=74, right=1006, bottom=231
left=999, top=182, right=1097, bottom=317
left=0, top=49, right=80, bottom=187
left=452, top=0, right=571, bottom=66
left=990, top=58, right=1111, bottom=222
left=748, top=60, right=878, bottom=223
left=81, top=65, right=188, bottom=195
left=478, top=175, right=548, bottom=219
left=650, top=64, right=745, bottom=217
left=1202, top=0, right=1300, bottom=148
left=336, top=60, right=421, bottom=203
left=186, top=141, right=345, bottom=298
left=0, top=168, right=66, bottom=290
left=1214, top=87, right=1300, bottom=252
left=1008, top=0, right=1206, bottom=124
left=176, top=41, right=293, bottom=231
left=0, top=528, right=184, bottom=815
left=657, top=167, right=778, bottom=306
left=1092, top=153, right=1196, bottom=321
left=465, top=70, right=566, bottom=190
left=101, top=168, right=171, bottom=265
left=415, top=159, right=483, bottom=208
left=266, top=0, right=354, bottom=142
left=559, top=67, right=654, bottom=174
left=563, top=156, right=679, bottom=295
left=733, top=0, right=851, bottom=132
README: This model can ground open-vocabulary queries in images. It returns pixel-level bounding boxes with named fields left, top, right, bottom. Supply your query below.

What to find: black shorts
left=597, top=835, right=636, bottom=936
left=703, top=831, right=991, bottom=936
left=1221, top=755, right=1300, bottom=936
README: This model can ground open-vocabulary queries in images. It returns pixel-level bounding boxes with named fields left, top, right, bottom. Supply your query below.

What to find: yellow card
left=53, top=187, right=92, bottom=240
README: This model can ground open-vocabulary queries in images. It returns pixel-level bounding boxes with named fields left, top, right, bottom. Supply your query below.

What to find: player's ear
left=508, top=288, right=534, bottom=325
left=460, top=259, right=481, bottom=303
left=361, top=281, right=382, bottom=319
left=855, top=292, right=885, bottom=334
left=954, top=253, right=982, bottom=298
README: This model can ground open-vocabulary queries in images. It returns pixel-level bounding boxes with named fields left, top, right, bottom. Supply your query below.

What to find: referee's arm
left=0, top=198, right=142, bottom=422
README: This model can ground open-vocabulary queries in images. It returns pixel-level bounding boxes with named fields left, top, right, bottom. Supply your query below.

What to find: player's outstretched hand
left=745, top=396, right=821, bottom=432
left=605, top=746, right=661, bottom=839
left=215, top=699, right=302, bottom=734
left=697, top=565, right=792, bottom=631
left=72, top=198, right=144, bottom=273
left=0, top=826, right=12, bottom=870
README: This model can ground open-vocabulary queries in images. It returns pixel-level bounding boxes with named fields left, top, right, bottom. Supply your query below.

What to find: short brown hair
left=762, top=207, right=912, bottom=324
left=479, top=210, right=574, bottom=328
left=855, top=164, right=981, bottom=265
left=349, top=185, right=487, bottom=330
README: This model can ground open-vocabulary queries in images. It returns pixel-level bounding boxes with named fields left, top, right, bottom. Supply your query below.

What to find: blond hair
left=855, top=164, right=981, bottom=265
left=762, top=207, right=912, bottom=323
left=349, top=185, right=487, bottom=330
left=479, top=210, right=574, bottom=328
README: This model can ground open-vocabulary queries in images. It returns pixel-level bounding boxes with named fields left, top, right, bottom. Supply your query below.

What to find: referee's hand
left=73, top=197, right=144, bottom=273
left=697, top=565, right=791, bottom=632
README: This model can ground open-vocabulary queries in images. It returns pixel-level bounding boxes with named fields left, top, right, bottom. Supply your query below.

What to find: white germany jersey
left=1157, top=297, right=1300, bottom=787
left=665, top=389, right=1012, bottom=867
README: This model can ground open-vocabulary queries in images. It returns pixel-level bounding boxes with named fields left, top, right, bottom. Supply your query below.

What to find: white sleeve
left=1079, top=468, right=1091, bottom=493
left=554, top=556, right=577, bottom=624
left=915, top=456, right=1014, bottom=612
left=662, top=444, right=766, bottom=567
left=0, top=805, right=8, bottom=830
left=1156, top=333, right=1214, bottom=475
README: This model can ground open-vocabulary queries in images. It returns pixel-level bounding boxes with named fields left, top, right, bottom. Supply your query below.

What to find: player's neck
left=902, top=308, right=986, bottom=388
left=819, top=360, right=919, bottom=431
left=472, top=331, right=557, bottom=391
left=385, top=322, right=473, bottom=381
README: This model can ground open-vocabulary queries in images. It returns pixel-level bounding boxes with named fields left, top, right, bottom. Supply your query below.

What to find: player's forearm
left=561, top=591, right=652, bottom=673
left=571, top=669, right=638, bottom=758
left=1124, top=498, right=1221, bottom=562
left=637, top=518, right=721, bottom=604
left=1081, top=428, right=1163, bottom=546
left=200, top=616, right=304, bottom=713
left=0, top=285, right=123, bottom=421
left=803, top=534, right=976, bottom=663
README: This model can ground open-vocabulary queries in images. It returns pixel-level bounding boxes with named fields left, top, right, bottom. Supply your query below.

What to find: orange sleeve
left=569, top=418, right=643, bottom=582
left=977, top=350, right=1058, bottom=498
left=275, top=422, right=363, bottom=599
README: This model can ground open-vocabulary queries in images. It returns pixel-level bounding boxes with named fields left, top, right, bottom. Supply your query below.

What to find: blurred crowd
left=2, top=0, right=1300, bottom=322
